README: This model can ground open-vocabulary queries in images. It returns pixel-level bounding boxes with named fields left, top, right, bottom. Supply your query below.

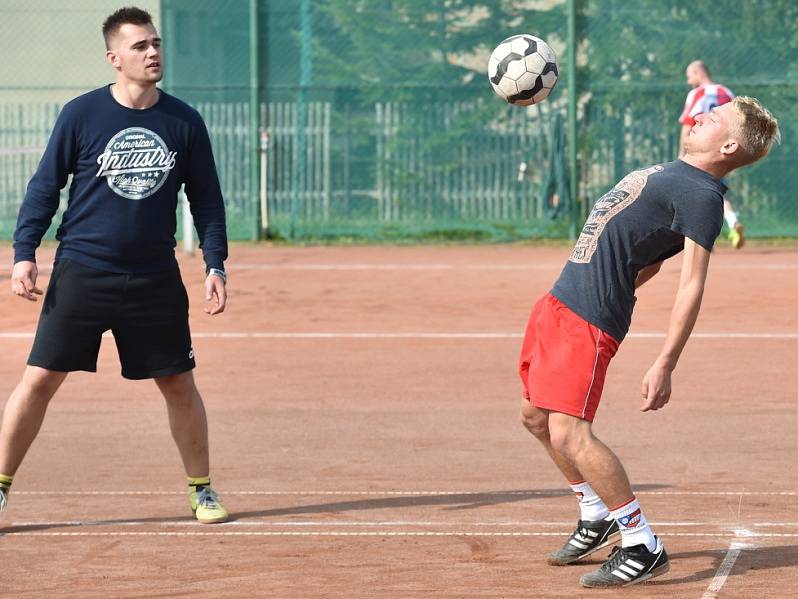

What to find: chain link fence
left=577, top=0, right=797, bottom=237
left=1, top=0, right=795, bottom=241
left=0, top=0, right=161, bottom=237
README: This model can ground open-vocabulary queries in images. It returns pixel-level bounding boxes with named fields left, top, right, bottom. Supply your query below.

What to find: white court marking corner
left=701, top=535, right=754, bottom=599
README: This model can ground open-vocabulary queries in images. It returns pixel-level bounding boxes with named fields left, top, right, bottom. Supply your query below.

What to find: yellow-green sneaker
left=190, top=487, right=229, bottom=524
left=728, top=223, right=745, bottom=249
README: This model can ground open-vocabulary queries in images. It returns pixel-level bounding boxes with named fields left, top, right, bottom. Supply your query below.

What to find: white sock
left=610, top=497, right=657, bottom=551
left=725, top=210, right=738, bottom=229
left=569, top=480, right=610, bottom=521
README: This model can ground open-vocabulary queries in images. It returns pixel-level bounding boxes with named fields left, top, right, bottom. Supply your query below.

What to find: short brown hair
left=689, top=60, right=711, bottom=78
left=102, top=7, right=153, bottom=49
left=730, top=97, right=781, bottom=164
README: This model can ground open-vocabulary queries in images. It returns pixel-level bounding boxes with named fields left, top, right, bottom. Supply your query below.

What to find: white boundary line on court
left=12, top=490, right=798, bottom=496
left=1, top=331, right=797, bottom=340
left=5, top=519, right=796, bottom=529
left=225, top=263, right=798, bottom=271
left=227, top=263, right=798, bottom=271
left=228, top=263, right=565, bottom=271
left=1, top=262, right=797, bottom=275
left=1, top=530, right=796, bottom=539
left=701, top=535, right=754, bottom=599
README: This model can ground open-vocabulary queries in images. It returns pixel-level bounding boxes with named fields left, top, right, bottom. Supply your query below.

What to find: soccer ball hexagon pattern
left=488, top=34, right=559, bottom=106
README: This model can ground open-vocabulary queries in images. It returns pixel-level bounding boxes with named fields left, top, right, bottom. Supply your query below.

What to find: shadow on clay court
left=0, top=484, right=670, bottom=533
left=655, top=545, right=798, bottom=586
left=0, top=514, right=197, bottom=534
left=227, top=484, right=669, bottom=520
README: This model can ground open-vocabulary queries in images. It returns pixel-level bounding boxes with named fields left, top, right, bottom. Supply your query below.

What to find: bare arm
left=634, top=261, right=663, bottom=289
left=678, top=124, right=691, bottom=158
left=640, top=238, right=711, bottom=411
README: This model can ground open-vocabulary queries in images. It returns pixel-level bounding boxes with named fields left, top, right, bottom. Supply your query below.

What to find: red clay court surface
left=0, top=243, right=796, bottom=598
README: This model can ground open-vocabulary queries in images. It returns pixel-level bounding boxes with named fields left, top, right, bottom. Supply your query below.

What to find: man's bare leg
left=520, top=401, right=622, bottom=565
left=547, top=412, right=658, bottom=554
left=545, top=411, right=633, bottom=507
left=520, top=401, right=585, bottom=482
left=155, top=370, right=209, bottom=478
left=0, top=366, right=68, bottom=476
left=155, top=370, right=228, bottom=524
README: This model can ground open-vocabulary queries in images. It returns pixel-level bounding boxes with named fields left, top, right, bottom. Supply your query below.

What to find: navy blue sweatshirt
left=13, top=85, right=227, bottom=273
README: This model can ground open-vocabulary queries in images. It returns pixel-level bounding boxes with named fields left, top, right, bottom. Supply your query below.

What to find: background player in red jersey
left=678, top=60, right=745, bottom=248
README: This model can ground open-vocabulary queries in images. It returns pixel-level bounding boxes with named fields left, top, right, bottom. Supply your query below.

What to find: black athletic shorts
left=28, top=259, right=196, bottom=380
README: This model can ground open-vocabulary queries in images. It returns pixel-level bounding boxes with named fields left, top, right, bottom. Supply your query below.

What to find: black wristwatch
left=206, top=267, right=227, bottom=284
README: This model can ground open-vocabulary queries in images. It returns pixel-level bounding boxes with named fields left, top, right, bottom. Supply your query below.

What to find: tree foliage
left=312, top=0, right=563, bottom=102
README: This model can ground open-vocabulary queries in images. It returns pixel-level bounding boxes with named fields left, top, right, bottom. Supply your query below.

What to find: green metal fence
left=1, top=0, right=796, bottom=241
left=159, top=0, right=574, bottom=241
left=0, top=103, right=61, bottom=237
left=577, top=0, right=798, bottom=237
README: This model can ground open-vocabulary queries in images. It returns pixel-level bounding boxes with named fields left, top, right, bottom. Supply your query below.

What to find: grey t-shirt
left=551, top=160, right=725, bottom=342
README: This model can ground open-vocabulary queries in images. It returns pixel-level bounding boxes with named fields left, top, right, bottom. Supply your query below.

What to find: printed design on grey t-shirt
left=95, top=127, right=178, bottom=200
left=569, top=165, right=664, bottom=263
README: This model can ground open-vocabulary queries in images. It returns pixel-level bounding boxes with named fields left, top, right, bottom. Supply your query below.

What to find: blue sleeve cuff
left=13, top=248, right=36, bottom=263
left=204, top=259, right=225, bottom=273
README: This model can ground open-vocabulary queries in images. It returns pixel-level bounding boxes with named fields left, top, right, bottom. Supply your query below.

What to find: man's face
left=107, top=23, right=162, bottom=84
left=686, top=103, right=739, bottom=156
left=685, top=65, right=700, bottom=88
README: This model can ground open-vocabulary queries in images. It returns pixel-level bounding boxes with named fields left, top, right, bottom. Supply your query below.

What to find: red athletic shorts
left=518, top=293, right=620, bottom=422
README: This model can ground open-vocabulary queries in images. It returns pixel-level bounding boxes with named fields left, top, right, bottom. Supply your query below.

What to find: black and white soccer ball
left=488, top=34, right=558, bottom=106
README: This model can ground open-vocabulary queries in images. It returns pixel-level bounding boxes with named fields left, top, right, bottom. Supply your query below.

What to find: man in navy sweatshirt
left=0, top=7, right=229, bottom=524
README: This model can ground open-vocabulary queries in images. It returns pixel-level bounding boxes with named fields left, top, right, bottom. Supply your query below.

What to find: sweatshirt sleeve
left=184, top=115, right=228, bottom=272
left=13, top=104, right=78, bottom=263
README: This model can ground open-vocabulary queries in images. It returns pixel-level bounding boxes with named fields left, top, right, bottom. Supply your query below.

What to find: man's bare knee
left=155, top=371, right=197, bottom=403
left=520, top=401, right=550, bottom=440
left=548, top=414, right=592, bottom=462
left=20, top=367, right=67, bottom=400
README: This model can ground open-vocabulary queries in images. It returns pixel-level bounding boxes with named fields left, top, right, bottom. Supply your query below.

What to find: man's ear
left=106, top=49, right=120, bottom=68
left=720, top=139, right=740, bottom=156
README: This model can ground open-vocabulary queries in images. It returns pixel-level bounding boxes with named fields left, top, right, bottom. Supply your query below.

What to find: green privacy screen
left=1, top=1, right=795, bottom=240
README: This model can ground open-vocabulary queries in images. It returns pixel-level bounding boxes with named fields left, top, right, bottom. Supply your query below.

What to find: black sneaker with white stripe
left=547, top=517, right=621, bottom=566
left=579, top=536, right=670, bottom=588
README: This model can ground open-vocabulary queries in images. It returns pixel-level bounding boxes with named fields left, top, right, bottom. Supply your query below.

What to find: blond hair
left=730, top=96, right=781, bottom=163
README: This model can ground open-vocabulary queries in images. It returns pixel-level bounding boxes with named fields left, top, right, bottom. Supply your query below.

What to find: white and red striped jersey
left=679, top=83, right=735, bottom=126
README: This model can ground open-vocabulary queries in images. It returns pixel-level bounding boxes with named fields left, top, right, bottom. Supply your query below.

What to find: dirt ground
left=0, top=243, right=796, bottom=598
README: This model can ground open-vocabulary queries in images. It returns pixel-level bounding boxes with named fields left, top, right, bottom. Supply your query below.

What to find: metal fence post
left=291, top=0, right=312, bottom=239
left=250, top=0, right=261, bottom=240
left=567, top=0, right=579, bottom=240
left=260, top=129, right=271, bottom=237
